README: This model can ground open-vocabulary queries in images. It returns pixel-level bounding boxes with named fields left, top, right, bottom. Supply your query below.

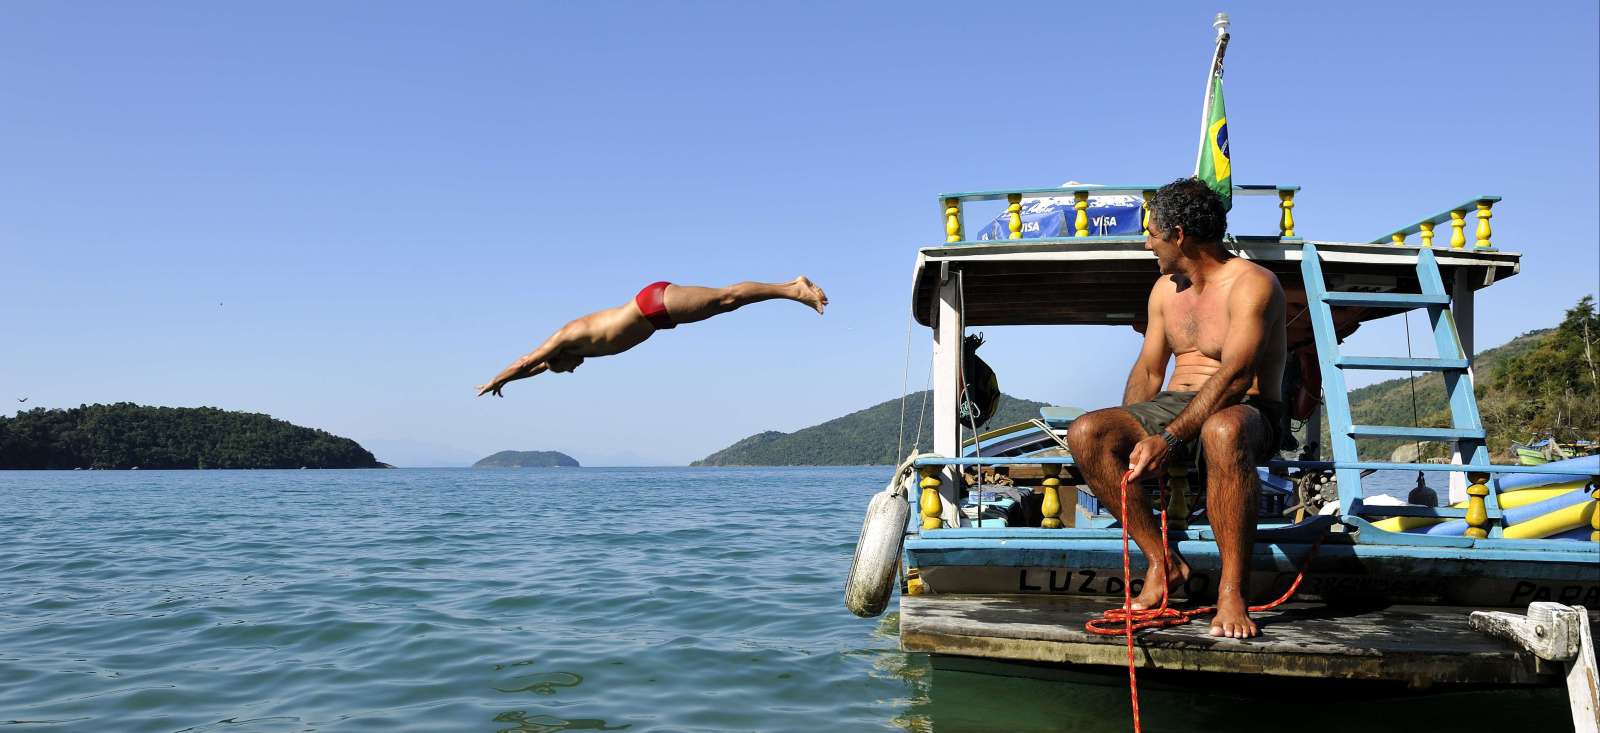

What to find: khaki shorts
left=1123, top=391, right=1286, bottom=463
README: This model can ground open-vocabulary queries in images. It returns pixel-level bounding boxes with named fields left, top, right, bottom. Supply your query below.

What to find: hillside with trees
left=1330, top=295, right=1599, bottom=461
left=692, top=392, right=1053, bottom=466
left=0, top=403, right=382, bottom=469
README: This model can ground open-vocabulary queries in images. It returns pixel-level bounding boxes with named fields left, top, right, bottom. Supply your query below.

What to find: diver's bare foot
left=1209, top=589, right=1258, bottom=638
left=1128, top=554, right=1189, bottom=610
left=793, top=276, right=828, bottom=315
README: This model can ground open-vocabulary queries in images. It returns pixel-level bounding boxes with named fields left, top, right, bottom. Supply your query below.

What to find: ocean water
left=0, top=467, right=1566, bottom=733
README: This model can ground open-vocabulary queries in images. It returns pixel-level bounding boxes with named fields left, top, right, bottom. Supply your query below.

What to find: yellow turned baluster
left=1391, top=233, right=1406, bottom=247
left=1007, top=193, right=1023, bottom=239
left=1278, top=190, right=1296, bottom=238
left=918, top=466, right=944, bottom=530
left=1464, top=472, right=1491, bottom=539
left=1166, top=464, right=1190, bottom=532
left=1419, top=221, right=1435, bottom=248
left=1141, top=190, right=1154, bottom=234
left=1040, top=464, right=1063, bottom=529
left=1475, top=200, right=1494, bottom=249
left=1589, top=480, right=1599, bottom=542
left=1449, top=210, right=1467, bottom=249
left=944, top=197, right=963, bottom=243
left=1073, top=191, right=1089, bottom=237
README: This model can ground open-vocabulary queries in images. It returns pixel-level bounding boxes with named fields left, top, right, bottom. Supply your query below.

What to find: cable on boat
left=1085, top=470, right=1326, bottom=733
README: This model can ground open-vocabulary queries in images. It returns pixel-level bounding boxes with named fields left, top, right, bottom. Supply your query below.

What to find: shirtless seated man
left=476, top=277, right=827, bottom=397
left=1065, top=178, right=1286, bottom=638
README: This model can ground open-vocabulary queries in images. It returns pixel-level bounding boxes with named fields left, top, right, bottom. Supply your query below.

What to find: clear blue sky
left=4, top=2, right=1596, bottom=466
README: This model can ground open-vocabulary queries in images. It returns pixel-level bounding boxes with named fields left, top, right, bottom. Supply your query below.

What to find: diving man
left=476, top=277, right=827, bottom=397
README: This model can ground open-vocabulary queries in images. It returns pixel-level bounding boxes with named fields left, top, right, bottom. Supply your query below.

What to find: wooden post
left=1391, top=233, right=1405, bottom=247
left=1141, top=190, right=1154, bottom=235
left=918, top=466, right=943, bottom=530
left=1449, top=270, right=1477, bottom=504
left=1073, top=191, right=1089, bottom=237
left=1464, top=472, right=1491, bottom=539
left=932, top=270, right=963, bottom=526
left=1278, top=190, right=1296, bottom=237
left=1040, top=464, right=1063, bottom=529
left=1166, top=464, right=1190, bottom=531
left=1475, top=200, right=1494, bottom=249
left=1007, top=193, right=1023, bottom=239
left=1420, top=221, right=1436, bottom=248
left=1449, top=209, right=1467, bottom=248
left=944, top=197, right=963, bottom=243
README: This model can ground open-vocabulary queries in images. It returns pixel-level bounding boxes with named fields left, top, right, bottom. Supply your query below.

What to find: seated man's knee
left=1201, top=414, right=1242, bottom=445
left=1066, top=411, right=1110, bottom=454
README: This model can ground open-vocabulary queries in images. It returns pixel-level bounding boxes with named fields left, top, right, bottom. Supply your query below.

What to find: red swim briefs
left=634, top=281, right=676, bottom=330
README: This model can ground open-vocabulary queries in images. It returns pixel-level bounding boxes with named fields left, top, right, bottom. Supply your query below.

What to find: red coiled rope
left=1084, top=469, right=1325, bottom=733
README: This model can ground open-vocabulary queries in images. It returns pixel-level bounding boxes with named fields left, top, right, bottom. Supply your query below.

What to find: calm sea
left=0, top=467, right=1563, bottom=732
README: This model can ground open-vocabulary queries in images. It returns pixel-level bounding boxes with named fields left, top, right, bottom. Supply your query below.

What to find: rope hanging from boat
left=1085, top=470, right=1326, bottom=733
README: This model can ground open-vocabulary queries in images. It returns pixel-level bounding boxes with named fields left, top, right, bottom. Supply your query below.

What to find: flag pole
left=1193, top=12, right=1232, bottom=175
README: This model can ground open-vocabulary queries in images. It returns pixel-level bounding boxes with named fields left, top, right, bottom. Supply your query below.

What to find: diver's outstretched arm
left=476, top=335, right=564, bottom=397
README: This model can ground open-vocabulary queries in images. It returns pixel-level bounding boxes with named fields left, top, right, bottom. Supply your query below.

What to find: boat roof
left=911, top=237, right=1522, bottom=327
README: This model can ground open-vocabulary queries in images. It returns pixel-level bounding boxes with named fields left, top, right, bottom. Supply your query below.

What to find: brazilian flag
left=1197, top=74, right=1231, bottom=210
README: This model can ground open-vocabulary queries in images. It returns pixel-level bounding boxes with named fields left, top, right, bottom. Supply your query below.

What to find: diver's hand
left=476, top=382, right=504, bottom=398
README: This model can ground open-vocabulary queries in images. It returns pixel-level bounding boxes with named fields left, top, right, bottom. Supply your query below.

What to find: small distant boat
left=1513, top=436, right=1599, bottom=466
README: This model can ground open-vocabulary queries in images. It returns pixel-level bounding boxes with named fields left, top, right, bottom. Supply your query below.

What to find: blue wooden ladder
left=1299, top=243, right=1497, bottom=535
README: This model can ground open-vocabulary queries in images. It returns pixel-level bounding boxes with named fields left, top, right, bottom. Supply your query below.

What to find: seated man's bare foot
left=1209, top=591, right=1258, bottom=638
left=1128, top=554, right=1189, bottom=610
left=793, top=276, right=828, bottom=314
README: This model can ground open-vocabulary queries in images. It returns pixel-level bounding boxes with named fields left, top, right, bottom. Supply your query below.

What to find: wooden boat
left=846, top=168, right=1600, bottom=711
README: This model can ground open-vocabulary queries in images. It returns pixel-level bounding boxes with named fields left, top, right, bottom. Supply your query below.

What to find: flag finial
left=1213, top=12, right=1230, bottom=38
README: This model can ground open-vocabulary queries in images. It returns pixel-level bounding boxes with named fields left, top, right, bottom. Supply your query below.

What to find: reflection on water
left=492, top=711, right=628, bottom=733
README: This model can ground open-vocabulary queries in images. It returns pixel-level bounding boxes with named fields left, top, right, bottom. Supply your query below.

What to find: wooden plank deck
left=900, top=594, right=1596, bottom=689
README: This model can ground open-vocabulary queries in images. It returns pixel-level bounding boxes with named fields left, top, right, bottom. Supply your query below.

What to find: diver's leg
left=663, top=277, right=827, bottom=324
left=1199, top=405, right=1266, bottom=638
left=1067, top=407, right=1188, bottom=609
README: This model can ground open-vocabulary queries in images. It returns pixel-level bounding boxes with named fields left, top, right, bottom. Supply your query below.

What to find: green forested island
left=692, top=393, right=1052, bottom=466
left=473, top=450, right=580, bottom=468
left=694, top=297, right=1598, bottom=466
left=0, top=403, right=382, bottom=470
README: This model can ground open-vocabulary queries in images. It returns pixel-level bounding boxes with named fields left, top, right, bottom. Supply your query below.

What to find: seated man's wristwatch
left=1159, top=429, right=1184, bottom=449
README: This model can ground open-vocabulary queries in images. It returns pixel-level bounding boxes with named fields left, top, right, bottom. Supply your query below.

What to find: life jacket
left=959, top=333, right=1002, bottom=429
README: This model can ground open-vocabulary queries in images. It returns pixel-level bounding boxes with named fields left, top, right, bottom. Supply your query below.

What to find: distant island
left=693, top=392, right=1053, bottom=466
left=473, top=450, right=580, bottom=468
left=0, top=403, right=382, bottom=469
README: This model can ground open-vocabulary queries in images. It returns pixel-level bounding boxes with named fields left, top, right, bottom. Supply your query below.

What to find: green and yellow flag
left=1196, top=74, right=1231, bottom=210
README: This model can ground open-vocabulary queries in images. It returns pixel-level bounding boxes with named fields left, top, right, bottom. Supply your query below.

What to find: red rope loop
left=1083, top=469, right=1326, bottom=733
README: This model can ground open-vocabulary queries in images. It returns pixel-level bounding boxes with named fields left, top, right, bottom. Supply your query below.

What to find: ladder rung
left=1348, top=425, right=1486, bottom=441
left=1336, top=356, right=1470, bottom=371
left=1322, top=292, right=1450, bottom=308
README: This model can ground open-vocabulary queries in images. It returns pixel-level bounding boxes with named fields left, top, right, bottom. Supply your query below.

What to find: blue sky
left=3, top=2, right=1596, bottom=466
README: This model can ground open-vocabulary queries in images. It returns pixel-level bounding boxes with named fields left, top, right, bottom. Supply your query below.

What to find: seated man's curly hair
left=1149, top=177, right=1228, bottom=244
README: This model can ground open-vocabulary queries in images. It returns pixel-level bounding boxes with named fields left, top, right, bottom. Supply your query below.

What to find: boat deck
left=899, top=594, right=1596, bottom=689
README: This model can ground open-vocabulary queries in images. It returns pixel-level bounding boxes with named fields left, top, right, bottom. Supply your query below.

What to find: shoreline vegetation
left=0, top=403, right=382, bottom=470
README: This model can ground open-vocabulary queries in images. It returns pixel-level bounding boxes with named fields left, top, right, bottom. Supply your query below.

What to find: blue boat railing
left=935, top=183, right=1300, bottom=246
left=909, top=456, right=1600, bottom=545
left=1370, top=196, right=1501, bottom=249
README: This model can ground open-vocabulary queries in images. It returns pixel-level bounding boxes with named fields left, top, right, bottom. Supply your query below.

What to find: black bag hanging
left=959, top=333, right=1001, bottom=429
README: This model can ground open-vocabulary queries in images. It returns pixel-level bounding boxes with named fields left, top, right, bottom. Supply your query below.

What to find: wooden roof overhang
left=910, top=237, right=1523, bottom=328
